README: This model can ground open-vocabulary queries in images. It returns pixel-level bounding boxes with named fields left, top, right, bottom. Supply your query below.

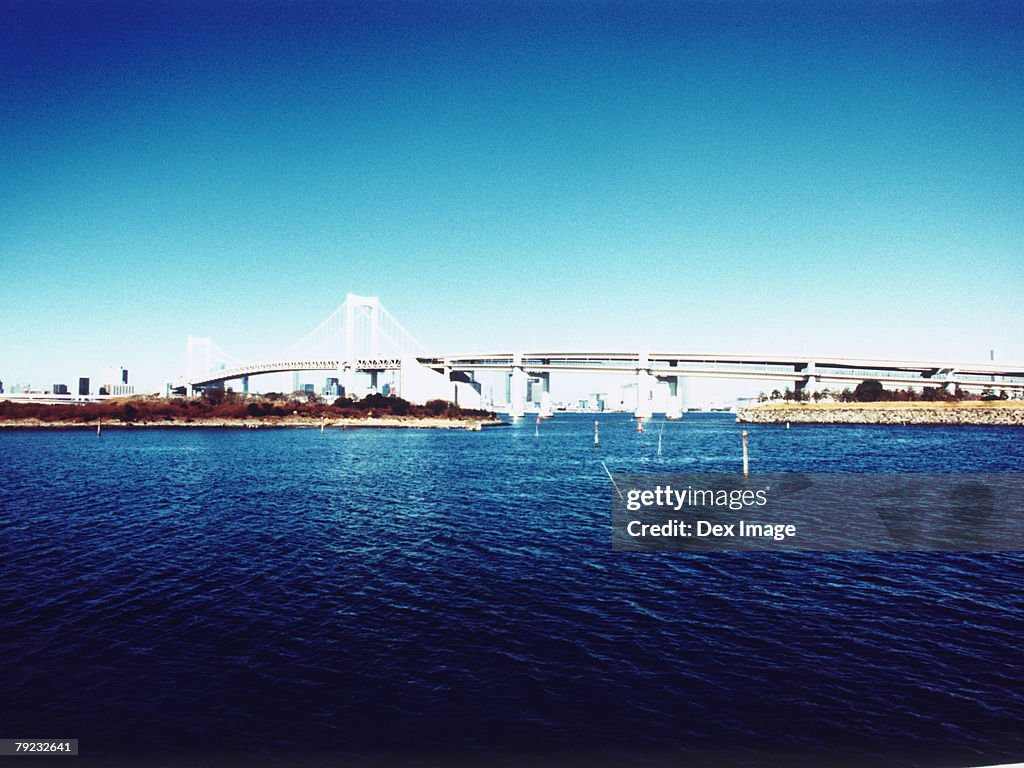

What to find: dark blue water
left=2, top=414, right=1023, bottom=767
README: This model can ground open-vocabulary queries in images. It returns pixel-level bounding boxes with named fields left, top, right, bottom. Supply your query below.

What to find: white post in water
left=741, top=430, right=749, bottom=476
left=594, top=420, right=599, bottom=448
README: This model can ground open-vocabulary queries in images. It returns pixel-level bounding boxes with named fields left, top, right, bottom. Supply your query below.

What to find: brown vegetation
left=0, top=392, right=496, bottom=424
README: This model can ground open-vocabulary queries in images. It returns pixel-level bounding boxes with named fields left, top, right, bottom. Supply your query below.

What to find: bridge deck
left=181, top=351, right=1024, bottom=391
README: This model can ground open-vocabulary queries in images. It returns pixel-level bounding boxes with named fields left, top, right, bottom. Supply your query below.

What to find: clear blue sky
left=2, top=0, right=1022, bottom=393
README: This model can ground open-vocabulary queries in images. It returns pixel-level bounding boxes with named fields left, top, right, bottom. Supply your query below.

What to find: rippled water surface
left=2, top=414, right=1023, bottom=767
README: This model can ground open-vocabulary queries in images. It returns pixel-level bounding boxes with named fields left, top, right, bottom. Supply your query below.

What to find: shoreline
left=0, top=416, right=508, bottom=431
left=736, top=401, right=1024, bottom=426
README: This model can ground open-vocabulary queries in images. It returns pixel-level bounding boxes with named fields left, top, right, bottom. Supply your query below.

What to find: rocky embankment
left=737, top=401, right=1024, bottom=426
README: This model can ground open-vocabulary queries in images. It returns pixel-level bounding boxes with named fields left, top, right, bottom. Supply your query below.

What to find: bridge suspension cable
left=283, top=293, right=426, bottom=362
left=185, top=336, right=247, bottom=380
left=183, top=294, right=426, bottom=386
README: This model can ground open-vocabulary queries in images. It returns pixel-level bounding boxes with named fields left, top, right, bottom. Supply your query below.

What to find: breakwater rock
left=736, top=402, right=1024, bottom=426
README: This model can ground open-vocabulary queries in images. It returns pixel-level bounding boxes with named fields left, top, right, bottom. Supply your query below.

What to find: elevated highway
left=419, top=351, right=1024, bottom=418
left=180, top=296, right=1024, bottom=416
left=183, top=350, right=1024, bottom=418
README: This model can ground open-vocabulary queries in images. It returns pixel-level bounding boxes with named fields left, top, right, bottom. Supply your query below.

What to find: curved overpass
left=188, top=360, right=340, bottom=388
left=418, top=352, right=1024, bottom=390
left=186, top=358, right=404, bottom=388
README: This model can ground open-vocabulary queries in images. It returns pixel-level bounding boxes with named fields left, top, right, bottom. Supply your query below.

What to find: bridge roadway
left=186, top=351, right=1024, bottom=394
left=186, top=358, right=403, bottom=388
left=421, top=351, right=1024, bottom=388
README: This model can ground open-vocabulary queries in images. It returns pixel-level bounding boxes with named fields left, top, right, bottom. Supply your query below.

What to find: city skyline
left=2, top=1, right=1022, bottom=397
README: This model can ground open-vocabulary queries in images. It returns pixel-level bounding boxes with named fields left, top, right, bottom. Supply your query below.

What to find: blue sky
left=2, top=0, right=1022, bottom=395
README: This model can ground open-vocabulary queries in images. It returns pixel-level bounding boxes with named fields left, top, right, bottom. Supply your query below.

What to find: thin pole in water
left=594, top=420, right=599, bottom=449
left=97, top=420, right=101, bottom=437
left=741, top=430, right=749, bottom=476
left=600, top=460, right=624, bottom=500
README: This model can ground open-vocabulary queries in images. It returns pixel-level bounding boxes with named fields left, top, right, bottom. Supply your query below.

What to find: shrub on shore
left=0, top=393, right=495, bottom=423
left=759, top=381, right=1002, bottom=404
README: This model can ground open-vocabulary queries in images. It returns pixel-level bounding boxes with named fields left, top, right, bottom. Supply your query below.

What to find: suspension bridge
left=177, top=293, right=1024, bottom=418
left=182, top=294, right=426, bottom=399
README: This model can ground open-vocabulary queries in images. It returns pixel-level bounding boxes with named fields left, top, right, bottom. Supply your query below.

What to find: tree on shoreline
left=0, top=393, right=495, bottom=423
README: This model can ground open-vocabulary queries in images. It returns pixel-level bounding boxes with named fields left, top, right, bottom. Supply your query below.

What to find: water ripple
left=1, top=416, right=1022, bottom=766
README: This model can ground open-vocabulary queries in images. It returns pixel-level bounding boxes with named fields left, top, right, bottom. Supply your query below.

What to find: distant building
left=99, top=366, right=133, bottom=396
left=53, top=384, right=69, bottom=395
left=323, top=377, right=342, bottom=397
left=0, top=379, right=3, bottom=394
left=303, top=383, right=315, bottom=393
left=78, top=377, right=90, bottom=396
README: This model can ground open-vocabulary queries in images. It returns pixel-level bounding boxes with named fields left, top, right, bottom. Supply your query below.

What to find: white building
left=99, top=366, right=134, bottom=396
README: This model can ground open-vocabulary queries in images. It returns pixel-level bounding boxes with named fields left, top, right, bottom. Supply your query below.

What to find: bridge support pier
left=795, top=376, right=822, bottom=398
left=529, top=370, right=553, bottom=417
left=922, top=368, right=958, bottom=396
left=447, top=369, right=482, bottom=408
left=794, top=361, right=819, bottom=399
left=508, top=354, right=526, bottom=418
left=660, top=377, right=683, bottom=419
left=444, top=366, right=456, bottom=404
left=635, top=353, right=654, bottom=419
left=659, top=361, right=683, bottom=419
